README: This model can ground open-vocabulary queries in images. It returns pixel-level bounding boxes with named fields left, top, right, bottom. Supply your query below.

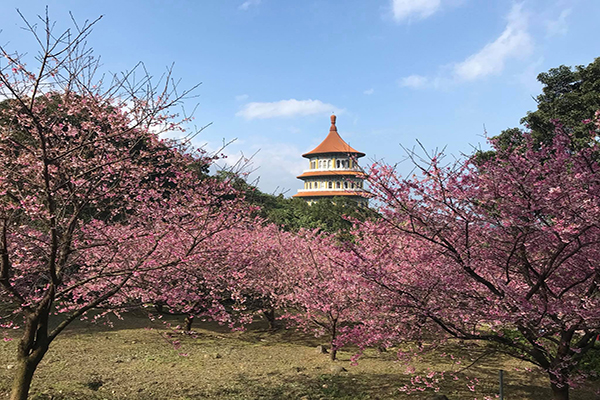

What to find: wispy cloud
left=238, top=0, right=261, bottom=11
left=399, top=3, right=533, bottom=89
left=399, top=75, right=430, bottom=88
left=235, top=94, right=249, bottom=102
left=452, top=3, right=532, bottom=82
left=208, top=139, right=305, bottom=195
left=236, top=99, right=343, bottom=120
left=363, top=88, right=375, bottom=95
left=390, top=0, right=442, bottom=22
left=545, top=8, right=571, bottom=37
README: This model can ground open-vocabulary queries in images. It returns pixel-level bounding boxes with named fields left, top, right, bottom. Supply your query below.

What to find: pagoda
left=293, top=115, right=368, bottom=205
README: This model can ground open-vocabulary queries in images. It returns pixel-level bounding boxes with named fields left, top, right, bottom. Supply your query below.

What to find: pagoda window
left=336, top=160, right=341, bottom=168
left=344, top=181, right=348, bottom=189
left=328, top=181, right=332, bottom=189
left=351, top=182, right=355, bottom=189
left=310, top=160, right=316, bottom=169
left=327, top=160, right=332, bottom=169
left=336, top=181, right=341, bottom=189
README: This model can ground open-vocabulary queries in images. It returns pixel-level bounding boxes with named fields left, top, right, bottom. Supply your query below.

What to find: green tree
left=496, top=57, right=600, bottom=149
left=213, top=171, right=371, bottom=235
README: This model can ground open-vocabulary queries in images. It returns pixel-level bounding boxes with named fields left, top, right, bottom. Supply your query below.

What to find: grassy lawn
left=1, top=313, right=598, bottom=399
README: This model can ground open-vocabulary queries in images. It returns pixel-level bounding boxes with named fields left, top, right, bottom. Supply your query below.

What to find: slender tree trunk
left=184, top=315, right=194, bottom=332
left=262, top=307, right=276, bottom=330
left=11, top=293, right=53, bottom=400
left=548, top=361, right=570, bottom=400
left=548, top=332, right=573, bottom=400
left=330, top=347, right=338, bottom=361
left=550, top=379, right=569, bottom=400
left=330, top=318, right=338, bottom=361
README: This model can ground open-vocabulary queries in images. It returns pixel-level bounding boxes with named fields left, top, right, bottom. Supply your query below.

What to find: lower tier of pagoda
left=292, top=189, right=369, bottom=198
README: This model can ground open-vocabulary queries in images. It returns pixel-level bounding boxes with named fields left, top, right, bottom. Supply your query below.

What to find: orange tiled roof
left=296, top=170, right=367, bottom=179
left=302, top=115, right=365, bottom=158
left=292, top=190, right=369, bottom=198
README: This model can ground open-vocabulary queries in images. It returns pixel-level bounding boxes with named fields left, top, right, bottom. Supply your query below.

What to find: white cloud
left=399, top=74, right=429, bottom=88
left=545, top=8, right=571, bottom=37
left=236, top=99, right=344, bottom=120
left=206, top=139, right=305, bottom=195
left=452, top=3, right=532, bottom=82
left=363, top=88, right=375, bottom=95
left=399, top=3, right=534, bottom=89
left=235, top=94, right=249, bottom=102
left=390, top=0, right=441, bottom=22
left=238, top=0, right=261, bottom=11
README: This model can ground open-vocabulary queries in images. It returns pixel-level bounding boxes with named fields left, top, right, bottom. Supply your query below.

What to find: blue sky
left=1, top=0, right=598, bottom=195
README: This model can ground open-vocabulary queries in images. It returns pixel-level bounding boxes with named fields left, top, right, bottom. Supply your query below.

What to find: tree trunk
left=330, top=347, right=338, bottom=361
left=10, top=357, right=39, bottom=400
left=10, top=340, right=48, bottom=400
left=550, top=380, right=569, bottom=400
left=330, top=318, right=338, bottom=361
left=184, top=315, right=194, bottom=332
left=10, top=295, right=53, bottom=400
left=262, top=307, right=276, bottom=330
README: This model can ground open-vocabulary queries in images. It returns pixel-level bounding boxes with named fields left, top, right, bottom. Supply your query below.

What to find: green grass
left=1, top=313, right=598, bottom=399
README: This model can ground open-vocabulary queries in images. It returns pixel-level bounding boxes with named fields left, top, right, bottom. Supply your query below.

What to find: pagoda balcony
left=301, top=166, right=361, bottom=173
left=295, top=188, right=367, bottom=193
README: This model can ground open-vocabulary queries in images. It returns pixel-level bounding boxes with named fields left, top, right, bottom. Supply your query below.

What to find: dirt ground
left=1, top=313, right=598, bottom=399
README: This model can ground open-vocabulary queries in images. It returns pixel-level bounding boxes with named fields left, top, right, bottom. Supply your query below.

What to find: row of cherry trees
left=227, top=115, right=600, bottom=400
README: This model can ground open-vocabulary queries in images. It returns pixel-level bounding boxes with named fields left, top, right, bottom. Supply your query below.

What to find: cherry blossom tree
left=348, top=116, right=600, bottom=400
left=232, top=224, right=368, bottom=361
left=279, top=231, right=369, bottom=361
left=145, top=219, right=267, bottom=333
left=0, top=13, right=249, bottom=400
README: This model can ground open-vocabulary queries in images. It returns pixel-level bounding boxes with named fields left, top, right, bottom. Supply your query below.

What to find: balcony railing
left=296, top=188, right=366, bottom=193
left=302, top=166, right=362, bottom=173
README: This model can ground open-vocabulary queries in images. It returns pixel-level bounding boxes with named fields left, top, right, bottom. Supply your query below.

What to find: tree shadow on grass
left=196, top=370, right=555, bottom=400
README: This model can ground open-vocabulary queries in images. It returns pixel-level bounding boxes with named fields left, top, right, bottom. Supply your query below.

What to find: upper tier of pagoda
left=302, top=115, right=365, bottom=158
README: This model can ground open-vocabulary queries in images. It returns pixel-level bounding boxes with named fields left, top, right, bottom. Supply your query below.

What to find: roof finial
left=330, top=114, right=337, bottom=131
